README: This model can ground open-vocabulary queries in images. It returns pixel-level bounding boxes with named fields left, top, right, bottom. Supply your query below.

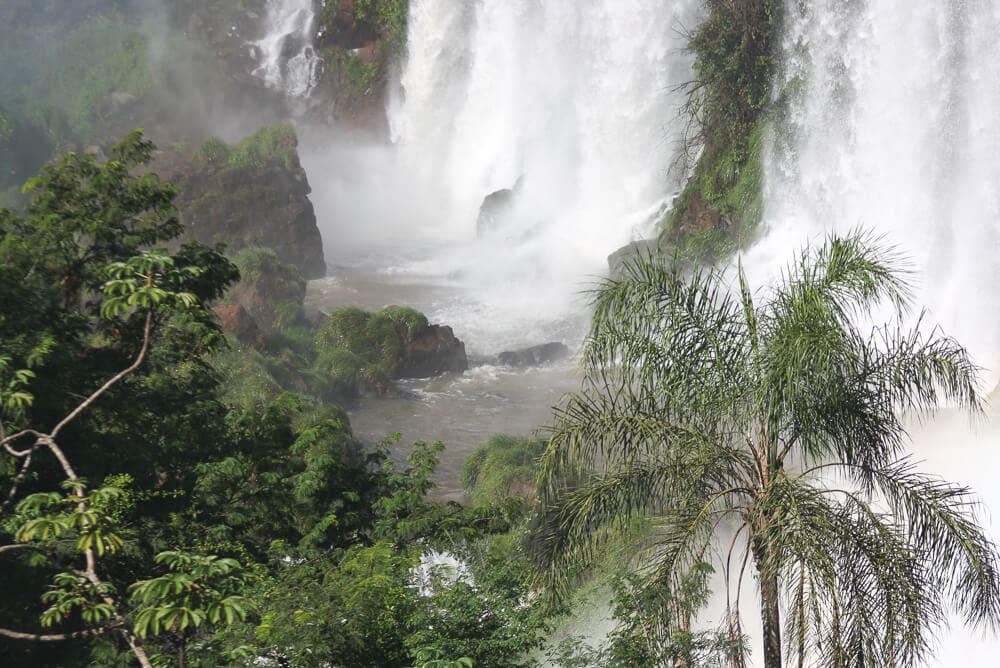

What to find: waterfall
left=389, top=0, right=700, bottom=255
left=252, top=0, right=321, bottom=97
left=752, top=0, right=1000, bottom=378
left=749, top=4, right=1000, bottom=660
left=304, top=0, right=701, bottom=350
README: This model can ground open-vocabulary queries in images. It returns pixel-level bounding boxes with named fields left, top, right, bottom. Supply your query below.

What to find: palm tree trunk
left=752, top=531, right=782, bottom=668
left=760, top=569, right=782, bottom=668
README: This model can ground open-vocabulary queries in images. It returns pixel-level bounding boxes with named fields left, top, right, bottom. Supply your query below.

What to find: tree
left=0, top=250, right=213, bottom=668
left=0, top=133, right=242, bottom=667
left=129, top=551, right=251, bottom=668
left=533, top=232, right=1000, bottom=667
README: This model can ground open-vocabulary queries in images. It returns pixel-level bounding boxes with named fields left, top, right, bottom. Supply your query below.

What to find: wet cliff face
left=309, top=0, right=408, bottom=132
left=169, top=127, right=326, bottom=279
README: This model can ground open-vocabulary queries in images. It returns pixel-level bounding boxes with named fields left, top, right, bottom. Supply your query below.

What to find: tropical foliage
left=534, top=233, right=1000, bottom=667
left=0, top=133, right=546, bottom=667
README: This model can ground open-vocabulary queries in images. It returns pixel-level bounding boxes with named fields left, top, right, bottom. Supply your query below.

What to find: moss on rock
left=663, top=0, right=780, bottom=259
left=313, top=305, right=466, bottom=399
left=461, top=435, right=547, bottom=508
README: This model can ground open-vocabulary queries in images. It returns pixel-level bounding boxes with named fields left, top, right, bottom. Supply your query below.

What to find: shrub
left=664, top=0, right=779, bottom=250
left=195, top=136, right=231, bottom=165
left=380, top=305, right=429, bottom=340
left=227, top=125, right=298, bottom=170
left=461, top=435, right=546, bottom=507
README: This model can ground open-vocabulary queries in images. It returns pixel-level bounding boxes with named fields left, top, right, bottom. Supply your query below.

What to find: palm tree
left=533, top=232, right=1000, bottom=667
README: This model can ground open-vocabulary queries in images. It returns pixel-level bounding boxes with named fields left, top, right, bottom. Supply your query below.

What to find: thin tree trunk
left=760, top=569, right=782, bottom=668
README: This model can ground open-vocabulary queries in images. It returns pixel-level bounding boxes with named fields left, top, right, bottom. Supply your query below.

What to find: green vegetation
left=534, top=234, right=1000, bottom=667
left=313, top=305, right=434, bottom=397
left=194, top=136, right=231, bottom=166
left=0, top=14, right=152, bottom=145
left=548, top=563, right=744, bottom=667
left=1, top=5, right=997, bottom=666
left=317, top=0, right=409, bottom=96
left=353, top=0, right=410, bottom=48
left=0, top=131, right=240, bottom=667
left=226, top=125, right=299, bottom=170
left=664, top=0, right=780, bottom=256
left=326, top=48, right=386, bottom=96
left=0, top=10, right=153, bottom=200
left=462, top=435, right=546, bottom=508
left=194, top=125, right=299, bottom=170
left=229, top=246, right=308, bottom=333
left=0, top=133, right=546, bottom=667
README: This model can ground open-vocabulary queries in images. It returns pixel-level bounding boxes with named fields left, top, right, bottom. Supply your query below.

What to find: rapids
left=300, top=0, right=704, bottom=495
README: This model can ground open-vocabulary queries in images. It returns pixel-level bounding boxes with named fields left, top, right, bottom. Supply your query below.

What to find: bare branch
left=0, top=543, right=41, bottom=555
left=51, top=311, right=153, bottom=441
left=0, top=627, right=103, bottom=641
left=2, top=445, right=36, bottom=512
left=1, top=429, right=43, bottom=456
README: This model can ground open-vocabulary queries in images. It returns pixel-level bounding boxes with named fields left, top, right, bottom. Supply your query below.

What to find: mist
left=299, top=0, right=701, bottom=354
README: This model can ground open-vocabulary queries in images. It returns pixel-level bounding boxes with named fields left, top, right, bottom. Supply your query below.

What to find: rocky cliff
left=170, top=126, right=326, bottom=279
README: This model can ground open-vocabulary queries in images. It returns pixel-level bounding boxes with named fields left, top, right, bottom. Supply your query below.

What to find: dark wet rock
left=318, top=0, right=380, bottom=49
left=477, top=188, right=516, bottom=237
left=497, top=342, right=570, bottom=368
left=173, top=126, right=326, bottom=279
left=607, top=238, right=661, bottom=275
left=476, top=176, right=525, bottom=238
left=398, top=325, right=468, bottom=378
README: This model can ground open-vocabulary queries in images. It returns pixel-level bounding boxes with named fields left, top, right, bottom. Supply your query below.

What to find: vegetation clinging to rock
left=663, top=0, right=780, bottom=255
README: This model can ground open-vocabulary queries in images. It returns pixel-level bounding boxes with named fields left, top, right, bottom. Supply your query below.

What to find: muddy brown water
left=306, top=262, right=587, bottom=500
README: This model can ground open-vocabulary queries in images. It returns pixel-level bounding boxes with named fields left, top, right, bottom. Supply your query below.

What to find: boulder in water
left=497, top=342, right=570, bottom=368
left=476, top=176, right=525, bottom=238
left=398, top=325, right=468, bottom=378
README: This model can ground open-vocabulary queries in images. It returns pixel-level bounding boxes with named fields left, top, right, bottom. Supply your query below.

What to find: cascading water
left=752, top=0, right=1000, bottom=379
left=252, top=0, right=322, bottom=97
left=306, top=0, right=701, bottom=354
left=747, top=2, right=1000, bottom=663
left=299, top=0, right=703, bottom=497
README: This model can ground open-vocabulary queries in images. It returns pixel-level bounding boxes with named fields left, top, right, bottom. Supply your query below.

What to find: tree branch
left=2, top=445, right=36, bottom=512
left=0, top=627, right=103, bottom=641
left=1, top=429, right=43, bottom=456
left=0, top=543, right=41, bottom=555
left=0, top=311, right=158, bottom=668
left=51, top=311, right=153, bottom=441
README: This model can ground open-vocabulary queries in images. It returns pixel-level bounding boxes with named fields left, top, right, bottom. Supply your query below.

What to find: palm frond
left=530, top=233, right=998, bottom=666
left=867, top=315, right=983, bottom=417
left=774, top=229, right=912, bottom=323
left=857, top=459, right=1000, bottom=630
